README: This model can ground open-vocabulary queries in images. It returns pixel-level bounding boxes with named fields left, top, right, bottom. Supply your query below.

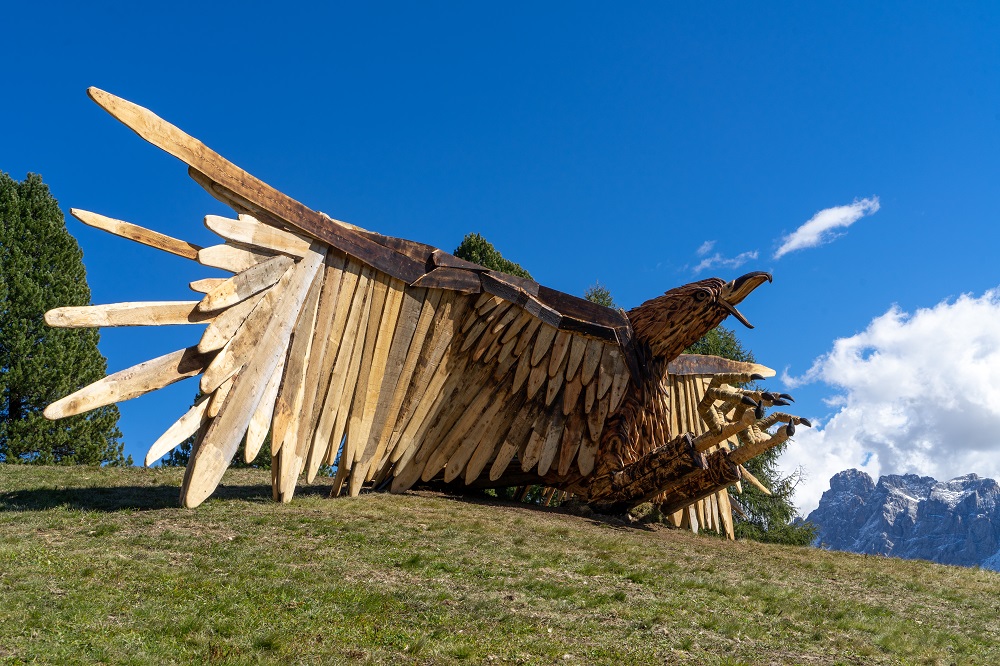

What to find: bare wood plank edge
left=71, top=208, right=201, bottom=259
left=45, top=302, right=212, bottom=327
left=44, top=346, right=214, bottom=420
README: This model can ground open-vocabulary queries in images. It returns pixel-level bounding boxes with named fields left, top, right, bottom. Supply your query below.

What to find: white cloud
left=693, top=249, right=759, bottom=274
left=778, top=289, right=1000, bottom=515
left=774, top=197, right=880, bottom=259
left=696, top=240, right=716, bottom=256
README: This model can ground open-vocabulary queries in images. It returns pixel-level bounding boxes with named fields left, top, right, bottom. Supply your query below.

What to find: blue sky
left=4, top=3, right=1000, bottom=512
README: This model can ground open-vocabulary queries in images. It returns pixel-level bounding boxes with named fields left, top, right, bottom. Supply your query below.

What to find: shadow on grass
left=0, top=481, right=335, bottom=513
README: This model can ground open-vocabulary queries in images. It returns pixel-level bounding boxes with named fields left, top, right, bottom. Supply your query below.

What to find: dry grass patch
left=1, top=464, right=998, bottom=664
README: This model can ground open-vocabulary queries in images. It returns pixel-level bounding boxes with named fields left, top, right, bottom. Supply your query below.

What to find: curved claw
left=786, top=422, right=795, bottom=436
left=800, top=417, right=812, bottom=428
left=779, top=393, right=794, bottom=402
left=750, top=373, right=765, bottom=382
left=771, top=399, right=790, bottom=407
left=741, top=395, right=757, bottom=407
left=755, top=402, right=765, bottom=420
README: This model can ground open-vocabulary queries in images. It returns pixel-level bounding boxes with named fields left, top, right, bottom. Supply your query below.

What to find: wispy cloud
left=774, top=197, right=880, bottom=259
left=696, top=240, right=716, bottom=256
left=693, top=249, right=759, bottom=274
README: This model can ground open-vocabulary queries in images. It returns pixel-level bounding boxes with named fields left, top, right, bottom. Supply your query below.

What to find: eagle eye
left=693, top=290, right=710, bottom=302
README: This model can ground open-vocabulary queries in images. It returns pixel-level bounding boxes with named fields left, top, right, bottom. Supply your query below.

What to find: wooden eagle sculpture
left=43, top=88, right=810, bottom=538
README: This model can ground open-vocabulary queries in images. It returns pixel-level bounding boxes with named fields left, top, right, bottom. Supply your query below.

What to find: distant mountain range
left=807, top=469, right=1000, bottom=571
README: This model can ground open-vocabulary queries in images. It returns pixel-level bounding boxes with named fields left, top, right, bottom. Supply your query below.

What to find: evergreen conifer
left=0, top=172, right=127, bottom=465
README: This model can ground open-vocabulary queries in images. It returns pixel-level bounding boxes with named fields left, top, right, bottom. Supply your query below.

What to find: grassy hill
left=1, top=465, right=997, bottom=665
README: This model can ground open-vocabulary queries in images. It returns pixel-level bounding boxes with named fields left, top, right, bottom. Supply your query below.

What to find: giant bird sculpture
left=43, top=89, right=809, bottom=538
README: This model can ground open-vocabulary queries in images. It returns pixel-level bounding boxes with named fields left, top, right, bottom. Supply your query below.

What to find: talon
left=741, top=396, right=757, bottom=407
left=755, top=403, right=765, bottom=420
left=761, top=392, right=776, bottom=402
left=779, top=393, right=794, bottom=402
left=800, top=417, right=812, bottom=428
left=786, top=422, right=795, bottom=436
left=750, top=373, right=765, bottom=381
left=771, top=399, right=790, bottom=407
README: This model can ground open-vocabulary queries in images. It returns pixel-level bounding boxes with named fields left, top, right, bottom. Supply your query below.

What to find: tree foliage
left=0, top=172, right=127, bottom=465
left=453, top=233, right=533, bottom=280
left=685, top=326, right=816, bottom=545
left=583, top=282, right=617, bottom=309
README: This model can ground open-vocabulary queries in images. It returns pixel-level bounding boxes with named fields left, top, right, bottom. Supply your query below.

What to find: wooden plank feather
left=197, top=243, right=272, bottom=273
left=547, top=331, right=572, bottom=377
left=536, top=410, right=566, bottom=476
left=87, top=88, right=429, bottom=285
left=557, top=410, right=585, bottom=476
left=197, top=290, right=269, bottom=353
left=275, top=266, right=326, bottom=500
left=463, top=396, right=524, bottom=484
left=565, top=335, right=587, bottom=381
left=197, top=254, right=293, bottom=312
left=200, top=271, right=293, bottom=393
left=530, top=324, right=558, bottom=366
left=576, top=431, right=599, bottom=476
left=190, top=278, right=227, bottom=294
left=580, top=339, right=604, bottom=385
left=520, top=411, right=552, bottom=472
left=44, top=346, right=213, bottom=420
left=205, top=213, right=311, bottom=257
left=70, top=208, right=201, bottom=260
left=489, top=407, right=536, bottom=481
left=298, top=254, right=351, bottom=481
left=206, top=376, right=234, bottom=418
left=45, top=301, right=212, bottom=328
left=562, top=374, right=583, bottom=416
left=180, top=242, right=326, bottom=508
left=246, top=357, right=285, bottom=464
left=144, top=397, right=210, bottom=466
left=443, top=393, right=506, bottom=483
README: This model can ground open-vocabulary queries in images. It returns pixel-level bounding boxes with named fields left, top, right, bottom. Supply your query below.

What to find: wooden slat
left=421, top=372, right=498, bottom=482
left=88, top=88, right=429, bottom=285
left=304, top=259, right=363, bottom=475
left=206, top=376, right=235, bottom=418
left=45, top=301, right=212, bottom=328
left=511, top=348, right=534, bottom=395
left=144, top=397, right=210, bottom=466
left=369, top=289, right=440, bottom=469
left=361, top=286, right=427, bottom=479
left=320, top=267, right=376, bottom=482
left=197, top=243, right=272, bottom=273
left=179, top=243, right=326, bottom=508
left=273, top=266, right=326, bottom=500
left=488, top=407, right=536, bottom=481
left=44, top=346, right=213, bottom=420
left=296, top=254, right=349, bottom=481
left=580, top=339, right=604, bottom=385
left=386, top=293, right=462, bottom=463
left=576, top=430, right=599, bottom=476
left=197, top=254, right=293, bottom=312
left=565, top=335, right=588, bottom=381
left=343, top=274, right=393, bottom=495
left=557, top=410, right=585, bottom=476
left=520, top=411, right=552, bottom=472
left=463, top=396, right=523, bottom=484
left=351, top=279, right=408, bottom=491
left=190, top=278, right=227, bottom=294
left=71, top=208, right=201, bottom=260
left=205, top=213, right=311, bottom=257
left=609, top=354, right=631, bottom=412
left=245, top=357, right=285, bottom=464
left=530, top=324, right=558, bottom=366
left=200, top=271, right=293, bottom=393
left=443, top=392, right=506, bottom=483
left=584, top=379, right=596, bottom=414
left=197, top=290, right=269, bottom=353
left=597, top=346, right=615, bottom=398
left=562, top=374, right=583, bottom=416
left=536, top=410, right=566, bottom=476
left=547, top=331, right=572, bottom=377
left=718, top=488, right=735, bottom=540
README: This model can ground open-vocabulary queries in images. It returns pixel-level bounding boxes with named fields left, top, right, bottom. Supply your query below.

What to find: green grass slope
left=1, top=465, right=998, bottom=665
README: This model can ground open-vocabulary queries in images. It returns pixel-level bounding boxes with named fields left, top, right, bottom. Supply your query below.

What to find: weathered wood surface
left=42, top=88, right=809, bottom=528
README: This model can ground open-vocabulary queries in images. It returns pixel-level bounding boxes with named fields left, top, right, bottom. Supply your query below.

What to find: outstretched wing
left=43, top=88, right=637, bottom=508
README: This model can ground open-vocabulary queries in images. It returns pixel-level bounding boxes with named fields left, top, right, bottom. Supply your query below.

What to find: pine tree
left=584, top=282, right=617, bottom=309
left=453, top=233, right=533, bottom=280
left=0, top=172, right=127, bottom=465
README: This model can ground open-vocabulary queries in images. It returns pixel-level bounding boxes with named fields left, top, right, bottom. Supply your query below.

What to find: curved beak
left=719, top=271, right=772, bottom=329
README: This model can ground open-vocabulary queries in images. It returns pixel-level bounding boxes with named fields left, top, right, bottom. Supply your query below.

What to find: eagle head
left=627, top=271, right=772, bottom=361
